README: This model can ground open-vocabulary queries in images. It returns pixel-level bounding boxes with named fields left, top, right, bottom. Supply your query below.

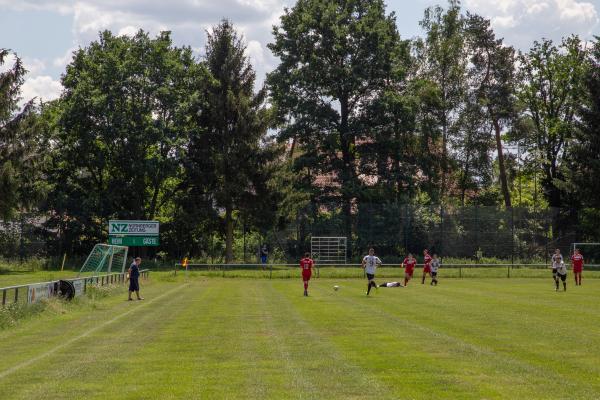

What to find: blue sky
left=1, top=0, right=599, bottom=103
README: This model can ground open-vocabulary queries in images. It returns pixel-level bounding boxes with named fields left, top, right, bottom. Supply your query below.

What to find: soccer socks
left=555, top=279, right=559, bottom=290
left=367, top=281, right=376, bottom=295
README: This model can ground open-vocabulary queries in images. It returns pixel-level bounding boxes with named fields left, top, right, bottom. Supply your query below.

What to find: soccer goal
left=79, top=244, right=129, bottom=275
left=571, top=243, right=600, bottom=267
left=311, top=237, right=347, bottom=264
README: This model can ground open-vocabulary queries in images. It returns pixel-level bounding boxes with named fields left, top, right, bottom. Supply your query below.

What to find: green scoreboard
left=108, top=220, right=160, bottom=247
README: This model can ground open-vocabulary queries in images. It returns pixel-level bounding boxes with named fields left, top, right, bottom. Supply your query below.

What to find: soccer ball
left=333, top=285, right=339, bottom=291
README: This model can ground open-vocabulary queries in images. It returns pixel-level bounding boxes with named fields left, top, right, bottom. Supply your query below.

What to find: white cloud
left=117, top=25, right=140, bottom=37
left=52, top=46, right=77, bottom=68
left=21, top=75, right=62, bottom=103
left=492, top=15, right=517, bottom=28
left=0, top=52, right=18, bottom=73
left=464, top=0, right=600, bottom=49
left=23, top=58, right=47, bottom=75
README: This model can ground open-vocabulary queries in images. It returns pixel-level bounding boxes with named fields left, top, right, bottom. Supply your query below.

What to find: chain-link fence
left=266, top=205, right=568, bottom=264
left=0, top=214, right=49, bottom=261
left=2, top=206, right=597, bottom=266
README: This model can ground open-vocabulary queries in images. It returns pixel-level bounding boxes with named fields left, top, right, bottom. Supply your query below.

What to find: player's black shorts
left=129, top=277, right=140, bottom=291
left=431, top=271, right=438, bottom=278
left=366, top=273, right=375, bottom=280
left=552, top=270, right=566, bottom=281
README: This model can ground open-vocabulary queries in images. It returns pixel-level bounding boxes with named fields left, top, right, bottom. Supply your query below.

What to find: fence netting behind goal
left=79, top=244, right=129, bottom=275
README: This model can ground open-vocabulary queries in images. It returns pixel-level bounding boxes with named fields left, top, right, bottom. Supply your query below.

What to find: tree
left=464, top=14, right=517, bottom=208
left=566, top=37, right=600, bottom=209
left=268, top=0, right=406, bottom=243
left=46, top=31, right=204, bottom=252
left=415, top=0, right=467, bottom=202
left=0, top=49, right=46, bottom=219
left=186, top=20, right=275, bottom=263
left=516, top=36, right=587, bottom=209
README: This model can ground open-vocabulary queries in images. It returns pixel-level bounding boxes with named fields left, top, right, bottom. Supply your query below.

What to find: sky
left=1, top=0, right=599, bottom=104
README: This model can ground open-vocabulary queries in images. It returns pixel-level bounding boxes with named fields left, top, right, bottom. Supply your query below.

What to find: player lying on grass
left=300, top=252, right=314, bottom=296
left=378, top=281, right=404, bottom=287
left=571, top=248, right=584, bottom=286
left=402, top=253, right=417, bottom=286
left=430, top=254, right=440, bottom=286
left=362, top=247, right=382, bottom=295
left=421, top=249, right=432, bottom=284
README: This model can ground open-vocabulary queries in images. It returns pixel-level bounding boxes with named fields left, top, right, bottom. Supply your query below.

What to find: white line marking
left=0, top=283, right=188, bottom=380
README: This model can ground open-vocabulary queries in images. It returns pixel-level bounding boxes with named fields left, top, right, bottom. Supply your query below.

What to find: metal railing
left=1, top=269, right=149, bottom=307
left=173, top=262, right=600, bottom=279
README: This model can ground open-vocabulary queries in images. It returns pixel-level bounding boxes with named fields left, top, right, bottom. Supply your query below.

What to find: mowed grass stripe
left=2, top=278, right=600, bottom=399
left=80, top=281, right=220, bottom=400
left=257, top=281, right=394, bottom=399
left=75, top=279, right=287, bottom=399
left=4, top=286, right=193, bottom=400
left=396, top=279, right=600, bottom=385
left=96, top=279, right=395, bottom=399
left=0, top=278, right=176, bottom=349
left=272, top=280, right=492, bottom=400
left=0, top=283, right=190, bottom=399
left=322, top=279, right=600, bottom=399
left=358, top=282, right=595, bottom=397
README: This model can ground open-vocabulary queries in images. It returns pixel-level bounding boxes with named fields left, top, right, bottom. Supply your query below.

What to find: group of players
left=361, top=248, right=440, bottom=295
left=299, top=248, right=440, bottom=296
left=551, top=248, right=585, bottom=291
left=299, top=247, right=587, bottom=296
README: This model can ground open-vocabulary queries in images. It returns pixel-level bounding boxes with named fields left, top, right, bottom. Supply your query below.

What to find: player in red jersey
left=571, top=248, right=584, bottom=286
left=421, top=249, right=432, bottom=284
left=300, top=252, right=314, bottom=296
left=403, top=253, right=417, bottom=286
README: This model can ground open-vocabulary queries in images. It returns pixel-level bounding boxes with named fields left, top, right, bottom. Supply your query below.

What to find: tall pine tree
left=0, top=49, right=45, bottom=219
left=187, top=20, right=275, bottom=263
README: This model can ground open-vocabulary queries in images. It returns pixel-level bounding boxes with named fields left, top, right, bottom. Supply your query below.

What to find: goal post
left=570, top=243, right=600, bottom=267
left=311, top=237, right=347, bottom=264
left=79, top=244, right=129, bottom=275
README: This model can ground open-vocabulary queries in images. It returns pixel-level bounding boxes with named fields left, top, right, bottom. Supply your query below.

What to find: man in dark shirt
left=128, top=257, right=144, bottom=301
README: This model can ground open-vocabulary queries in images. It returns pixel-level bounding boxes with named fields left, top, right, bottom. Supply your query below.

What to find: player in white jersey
left=430, top=254, right=441, bottom=286
left=378, top=281, right=404, bottom=288
left=551, top=249, right=566, bottom=291
left=362, top=248, right=382, bottom=295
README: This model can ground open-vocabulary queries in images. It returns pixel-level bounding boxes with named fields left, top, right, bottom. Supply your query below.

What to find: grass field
left=1, top=274, right=600, bottom=399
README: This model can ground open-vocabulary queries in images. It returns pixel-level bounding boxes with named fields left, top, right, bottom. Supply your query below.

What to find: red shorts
left=573, top=267, right=583, bottom=273
left=423, top=265, right=431, bottom=273
left=302, top=272, right=312, bottom=281
left=405, top=269, right=414, bottom=278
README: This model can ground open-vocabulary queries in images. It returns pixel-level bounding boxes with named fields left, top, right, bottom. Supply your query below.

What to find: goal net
left=570, top=243, right=600, bottom=267
left=79, top=244, right=129, bottom=275
left=311, top=237, right=347, bottom=264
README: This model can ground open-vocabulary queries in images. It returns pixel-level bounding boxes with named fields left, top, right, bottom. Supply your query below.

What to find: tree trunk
left=225, top=202, right=234, bottom=263
left=493, top=119, right=512, bottom=208
left=441, top=114, right=448, bottom=203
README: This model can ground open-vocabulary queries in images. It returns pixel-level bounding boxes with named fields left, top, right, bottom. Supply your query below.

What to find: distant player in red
left=403, top=253, right=417, bottom=286
left=421, top=249, right=432, bottom=284
left=571, top=248, right=584, bottom=286
left=300, top=252, right=314, bottom=296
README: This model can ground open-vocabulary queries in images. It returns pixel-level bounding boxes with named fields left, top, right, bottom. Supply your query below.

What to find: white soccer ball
left=333, top=285, right=339, bottom=291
